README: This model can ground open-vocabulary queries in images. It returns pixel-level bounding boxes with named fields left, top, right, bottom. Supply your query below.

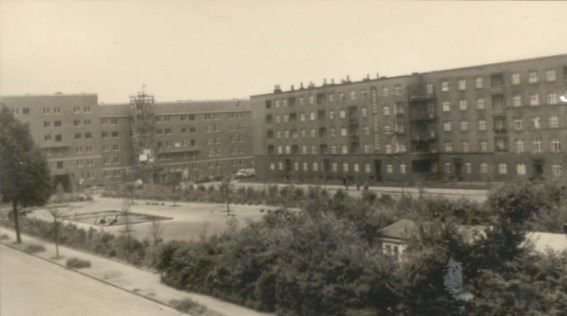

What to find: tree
left=0, top=107, right=52, bottom=243
left=47, top=206, right=64, bottom=258
left=219, top=177, right=232, bottom=216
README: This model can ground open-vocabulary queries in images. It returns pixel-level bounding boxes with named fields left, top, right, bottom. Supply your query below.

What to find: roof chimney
left=346, top=75, right=351, bottom=82
left=323, top=78, right=327, bottom=85
left=300, top=82, right=304, bottom=90
left=291, top=85, right=295, bottom=91
left=274, top=85, right=282, bottom=93
left=331, top=78, right=335, bottom=85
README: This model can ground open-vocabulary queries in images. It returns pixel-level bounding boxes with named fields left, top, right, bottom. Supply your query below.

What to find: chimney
left=308, top=81, right=314, bottom=88
left=346, top=75, right=351, bottom=82
left=331, top=78, right=335, bottom=85
left=274, top=84, right=282, bottom=93
left=291, top=85, right=295, bottom=91
left=376, top=73, right=380, bottom=79
left=300, top=82, right=304, bottom=90
left=323, top=78, right=327, bottom=85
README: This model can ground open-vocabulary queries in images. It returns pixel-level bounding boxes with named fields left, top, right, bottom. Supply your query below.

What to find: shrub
left=23, top=243, right=45, bottom=254
left=170, top=298, right=216, bottom=316
left=66, top=257, right=91, bottom=269
left=0, top=233, right=9, bottom=240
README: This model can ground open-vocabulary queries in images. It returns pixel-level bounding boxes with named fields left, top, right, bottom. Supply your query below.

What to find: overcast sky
left=1, top=1, right=566, bottom=103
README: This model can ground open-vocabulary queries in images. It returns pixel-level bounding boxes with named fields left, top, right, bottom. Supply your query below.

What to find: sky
left=1, top=0, right=566, bottom=104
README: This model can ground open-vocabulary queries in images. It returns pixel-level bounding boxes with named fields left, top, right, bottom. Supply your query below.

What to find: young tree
left=219, top=177, right=232, bottom=216
left=0, top=107, right=52, bottom=243
left=47, top=206, right=64, bottom=258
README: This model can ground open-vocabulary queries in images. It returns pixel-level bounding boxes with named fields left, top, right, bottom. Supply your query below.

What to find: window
left=498, top=163, right=508, bottom=175
left=111, top=131, right=119, bottom=137
left=54, top=135, right=62, bottom=142
left=515, top=140, right=525, bottom=153
left=552, top=164, right=563, bottom=177
left=459, top=100, right=468, bottom=111
left=511, top=73, right=521, bottom=85
left=309, top=112, right=316, bottom=121
left=533, top=139, right=542, bottom=152
left=44, top=121, right=51, bottom=127
left=532, top=117, right=541, bottom=129
left=341, top=145, right=348, bottom=154
left=386, top=164, right=393, bottom=174
left=442, top=101, right=451, bottom=112
left=546, top=69, right=556, bottom=82
left=361, top=107, right=368, bottom=117
left=443, top=121, right=452, bottom=132
left=56, top=161, right=64, bottom=169
left=550, top=116, right=559, bottom=128
left=517, top=163, right=527, bottom=176
left=329, top=111, right=335, bottom=119
left=480, top=163, right=489, bottom=174
left=547, top=93, right=558, bottom=105
left=400, top=163, right=407, bottom=174
left=476, top=98, right=485, bottom=110
left=426, top=83, right=434, bottom=94
left=475, top=77, right=484, bottom=89
left=464, top=163, right=472, bottom=174
left=460, top=121, right=469, bottom=132
left=444, top=142, right=453, bottom=152
left=350, top=91, right=356, bottom=100
left=54, top=121, right=61, bottom=127
left=513, top=117, right=523, bottom=130
left=458, top=79, right=466, bottom=90
left=528, top=71, right=538, bottom=83
left=551, top=139, right=561, bottom=152
left=339, top=110, right=346, bottom=119
left=441, top=81, right=449, bottom=92
left=308, top=95, right=315, bottom=105
left=365, top=163, right=371, bottom=173
left=340, top=128, right=347, bottom=136
left=478, top=120, right=487, bottom=131
left=385, top=144, right=392, bottom=154
left=44, top=134, right=52, bottom=141
left=462, top=141, right=470, bottom=152
left=480, top=141, right=488, bottom=152
left=512, top=95, right=522, bottom=107
left=444, top=162, right=452, bottom=174
left=529, top=94, right=540, bottom=106
left=84, top=132, right=92, bottom=139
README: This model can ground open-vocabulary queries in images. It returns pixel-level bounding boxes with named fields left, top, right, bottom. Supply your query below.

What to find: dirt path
left=0, top=228, right=274, bottom=316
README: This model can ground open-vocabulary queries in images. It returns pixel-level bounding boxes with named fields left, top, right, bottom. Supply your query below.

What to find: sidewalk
left=0, top=227, right=273, bottom=316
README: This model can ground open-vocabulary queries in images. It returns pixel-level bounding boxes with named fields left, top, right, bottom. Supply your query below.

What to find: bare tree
left=149, top=219, right=164, bottom=246
left=47, top=206, right=64, bottom=258
left=219, top=177, right=232, bottom=216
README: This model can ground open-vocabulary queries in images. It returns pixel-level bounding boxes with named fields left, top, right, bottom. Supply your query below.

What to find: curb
left=0, top=241, right=192, bottom=316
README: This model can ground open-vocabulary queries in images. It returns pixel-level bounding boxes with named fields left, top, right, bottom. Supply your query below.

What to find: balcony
left=40, top=140, right=72, bottom=149
left=409, top=111, right=436, bottom=121
left=158, top=146, right=200, bottom=154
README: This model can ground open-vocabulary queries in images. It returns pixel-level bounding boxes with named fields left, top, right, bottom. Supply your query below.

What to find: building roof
left=380, top=219, right=567, bottom=253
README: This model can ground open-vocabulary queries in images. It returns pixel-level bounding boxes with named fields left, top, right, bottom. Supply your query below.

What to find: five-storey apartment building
left=251, top=54, right=567, bottom=184
left=1, top=93, right=253, bottom=190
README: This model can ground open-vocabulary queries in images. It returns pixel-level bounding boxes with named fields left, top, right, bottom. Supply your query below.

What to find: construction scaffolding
left=128, top=87, right=157, bottom=184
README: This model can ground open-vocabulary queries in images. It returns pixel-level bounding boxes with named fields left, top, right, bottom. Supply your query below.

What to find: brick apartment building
left=0, top=93, right=253, bottom=190
left=250, top=54, right=567, bottom=184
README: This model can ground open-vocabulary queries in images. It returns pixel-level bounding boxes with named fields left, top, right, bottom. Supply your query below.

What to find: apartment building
left=1, top=93, right=253, bottom=190
left=251, top=54, right=567, bottom=184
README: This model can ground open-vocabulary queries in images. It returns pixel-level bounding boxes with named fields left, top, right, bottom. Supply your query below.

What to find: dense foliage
left=0, top=107, right=52, bottom=242
left=4, top=177, right=567, bottom=315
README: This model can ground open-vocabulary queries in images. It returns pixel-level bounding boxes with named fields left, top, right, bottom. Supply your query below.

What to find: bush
left=23, top=243, right=45, bottom=254
left=170, top=298, right=220, bottom=316
left=66, top=257, right=91, bottom=269
left=0, top=233, right=9, bottom=240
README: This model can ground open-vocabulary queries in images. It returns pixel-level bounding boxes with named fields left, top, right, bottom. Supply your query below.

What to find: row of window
left=75, top=145, right=94, bottom=154
left=100, top=118, right=119, bottom=125
left=440, top=68, right=564, bottom=92
left=9, top=107, right=30, bottom=115
left=266, top=108, right=369, bottom=124
left=442, top=139, right=562, bottom=153
left=101, top=131, right=120, bottom=138
left=103, top=156, right=121, bottom=165
left=207, top=147, right=247, bottom=157
left=268, top=160, right=563, bottom=177
left=268, top=126, right=370, bottom=140
left=74, top=132, right=93, bottom=139
left=101, top=144, right=120, bottom=152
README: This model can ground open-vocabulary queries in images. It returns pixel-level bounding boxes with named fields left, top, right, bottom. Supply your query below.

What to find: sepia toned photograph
left=1, top=1, right=566, bottom=315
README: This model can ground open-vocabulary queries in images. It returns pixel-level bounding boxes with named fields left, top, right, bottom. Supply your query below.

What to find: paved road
left=0, top=245, right=185, bottom=316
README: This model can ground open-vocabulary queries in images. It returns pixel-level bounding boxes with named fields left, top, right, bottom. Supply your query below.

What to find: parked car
left=235, top=168, right=256, bottom=178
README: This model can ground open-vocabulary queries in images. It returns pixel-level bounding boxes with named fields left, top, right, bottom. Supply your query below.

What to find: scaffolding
left=128, top=87, right=156, bottom=184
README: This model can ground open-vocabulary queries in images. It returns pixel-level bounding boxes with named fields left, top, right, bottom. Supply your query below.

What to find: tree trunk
left=12, top=199, right=21, bottom=243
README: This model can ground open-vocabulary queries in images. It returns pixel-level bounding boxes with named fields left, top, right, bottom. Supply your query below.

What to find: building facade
left=1, top=93, right=253, bottom=190
left=251, top=54, right=567, bottom=184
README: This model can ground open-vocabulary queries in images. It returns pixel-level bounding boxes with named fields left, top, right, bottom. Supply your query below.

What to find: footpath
left=0, top=227, right=273, bottom=316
